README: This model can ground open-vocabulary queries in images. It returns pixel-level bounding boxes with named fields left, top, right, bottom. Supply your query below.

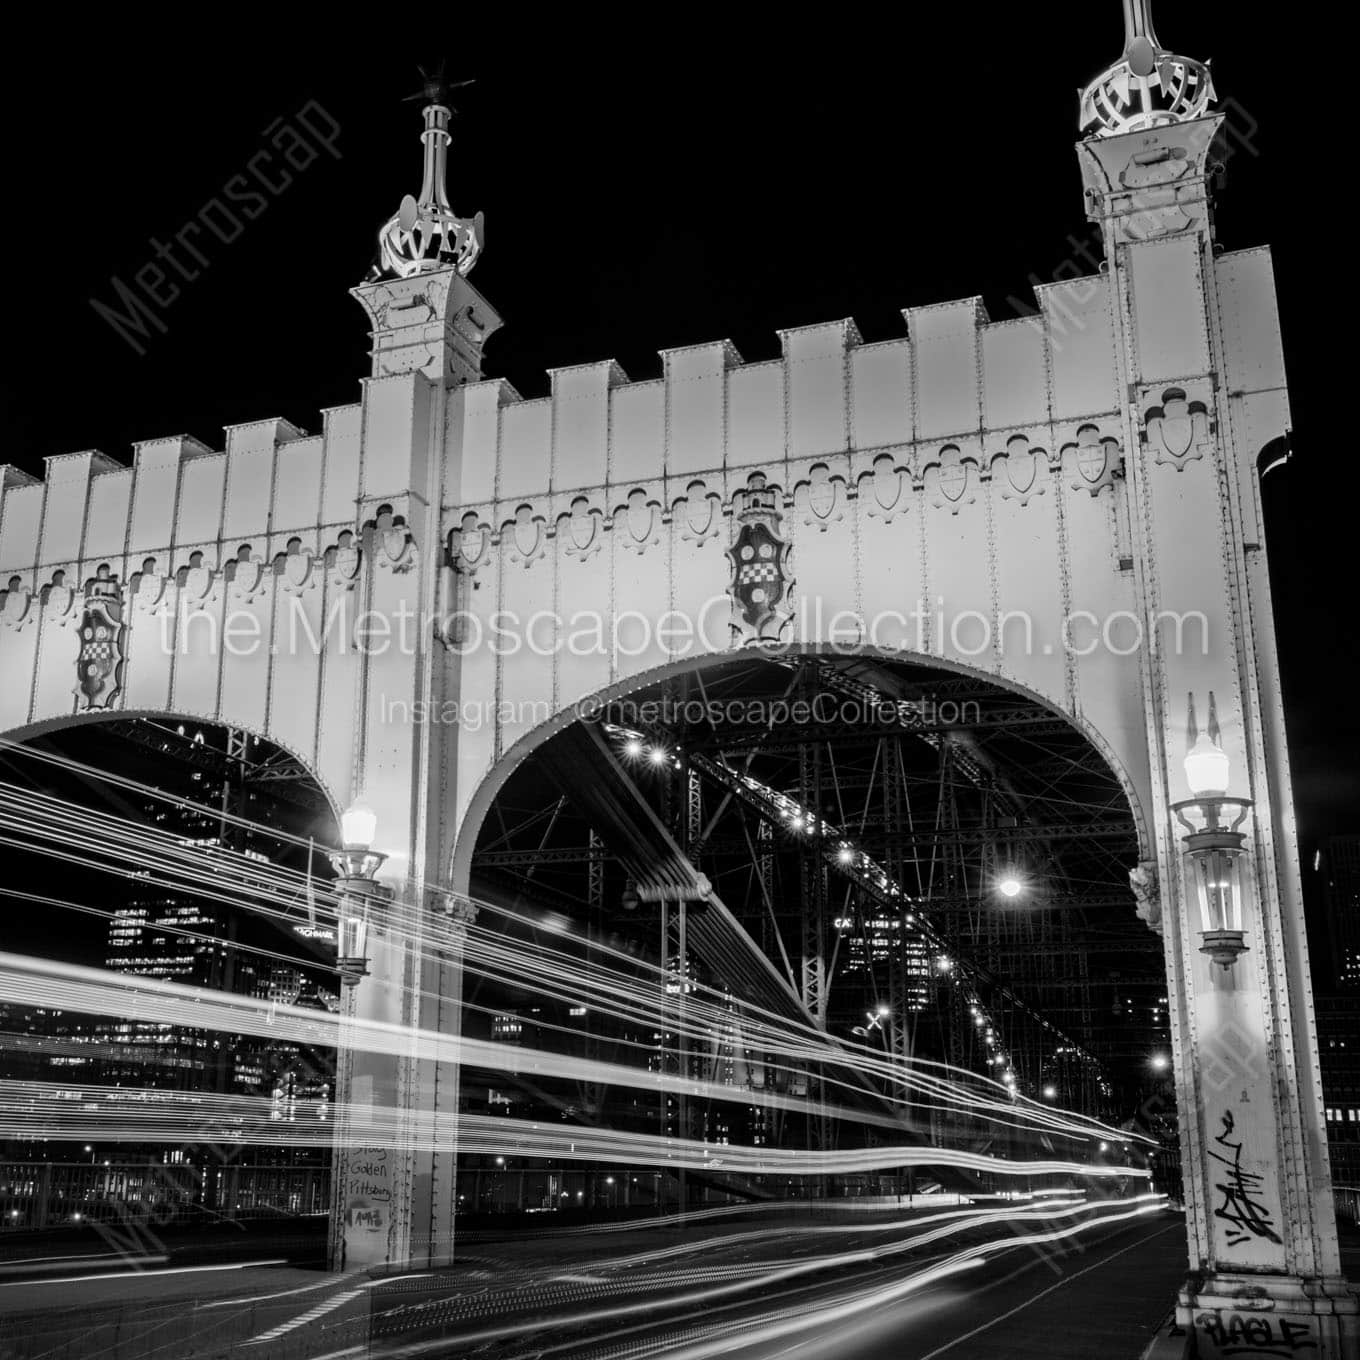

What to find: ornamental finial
left=1079, top=0, right=1215, bottom=138
left=373, top=66, right=484, bottom=280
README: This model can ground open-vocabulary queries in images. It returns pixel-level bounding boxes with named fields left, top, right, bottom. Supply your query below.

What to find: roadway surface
left=0, top=1199, right=1188, bottom=1359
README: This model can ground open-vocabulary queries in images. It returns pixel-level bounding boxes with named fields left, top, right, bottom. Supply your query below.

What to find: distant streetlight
left=998, top=876, right=1023, bottom=899
left=1151, top=1053, right=1170, bottom=1072
left=1043, top=1084, right=1058, bottom=1099
left=624, top=737, right=643, bottom=759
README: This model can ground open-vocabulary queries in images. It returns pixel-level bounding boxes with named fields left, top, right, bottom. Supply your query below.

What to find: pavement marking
left=240, top=1272, right=431, bottom=1343
left=244, top=1287, right=366, bottom=1344
left=913, top=1220, right=1182, bottom=1360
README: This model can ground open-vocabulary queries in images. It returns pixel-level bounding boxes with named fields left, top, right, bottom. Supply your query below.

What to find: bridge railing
left=0, top=1157, right=329, bottom=1229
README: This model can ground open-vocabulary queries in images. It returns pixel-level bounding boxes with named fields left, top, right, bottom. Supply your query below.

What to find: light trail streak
left=0, top=784, right=1146, bottom=1149
left=0, top=752, right=1154, bottom=1168
left=0, top=1078, right=1151, bottom=1182
left=0, top=744, right=1100, bottom=1136
left=536, top=1198, right=1170, bottom=1360
left=0, top=1252, right=169, bottom=1272
left=303, top=1196, right=1167, bottom=1359
left=578, top=1196, right=1091, bottom=1271
left=0, top=1259, right=288, bottom=1288
left=0, top=951, right=1152, bottom=1171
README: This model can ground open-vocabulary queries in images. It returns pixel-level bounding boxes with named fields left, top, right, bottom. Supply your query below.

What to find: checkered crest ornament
left=75, top=566, right=126, bottom=710
left=726, top=475, right=792, bottom=640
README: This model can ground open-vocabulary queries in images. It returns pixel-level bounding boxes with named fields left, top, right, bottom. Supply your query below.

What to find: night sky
left=0, top=10, right=1350, bottom=919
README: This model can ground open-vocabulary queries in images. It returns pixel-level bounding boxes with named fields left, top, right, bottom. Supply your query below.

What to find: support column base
left=1175, top=1272, right=1360, bottom=1359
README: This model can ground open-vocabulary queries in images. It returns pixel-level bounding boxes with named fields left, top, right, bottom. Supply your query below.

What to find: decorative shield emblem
left=927, top=446, right=976, bottom=513
left=1069, top=425, right=1119, bottom=495
left=451, top=513, right=492, bottom=573
left=178, top=552, right=216, bottom=607
left=382, top=525, right=411, bottom=568
left=1, top=578, right=33, bottom=631
left=75, top=568, right=126, bottom=710
left=1077, top=433, right=1109, bottom=484
left=679, top=481, right=721, bottom=543
left=726, top=477, right=792, bottom=635
left=566, top=498, right=599, bottom=555
left=229, top=552, right=266, bottom=603
left=937, top=458, right=969, bottom=504
left=280, top=545, right=315, bottom=594
left=508, top=505, right=544, bottom=565
left=43, top=571, right=75, bottom=625
left=1145, top=388, right=1209, bottom=472
left=1001, top=437, right=1042, bottom=503
left=1157, top=396, right=1194, bottom=460
left=866, top=455, right=906, bottom=518
left=330, top=533, right=361, bottom=589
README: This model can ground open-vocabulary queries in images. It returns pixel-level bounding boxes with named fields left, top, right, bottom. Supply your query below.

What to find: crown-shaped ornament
left=374, top=65, right=484, bottom=280
left=1079, top=0, right=1215, bottom=138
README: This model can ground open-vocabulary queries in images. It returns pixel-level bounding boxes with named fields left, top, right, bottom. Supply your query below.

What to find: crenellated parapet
left=0, top=395, right=426, bottom=812
left=439, top=252, right=1284, bottom=638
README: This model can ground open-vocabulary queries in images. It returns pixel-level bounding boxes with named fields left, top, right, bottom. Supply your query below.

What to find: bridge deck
left=9, top=1207, right=1335, bottom=1360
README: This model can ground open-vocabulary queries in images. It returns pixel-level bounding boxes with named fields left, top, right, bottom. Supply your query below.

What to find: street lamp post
left=1170, top=694, right=1252, bottom=970
left=327, top=801, right=391, bottom=1272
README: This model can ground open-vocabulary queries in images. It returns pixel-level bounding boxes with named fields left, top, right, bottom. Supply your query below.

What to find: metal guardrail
left=0, top=1159, right=329, bottom=1229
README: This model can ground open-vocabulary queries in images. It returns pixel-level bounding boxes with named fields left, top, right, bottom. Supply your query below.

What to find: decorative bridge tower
left=1079, top=3, right=1357, bottom=1354
left=329, top=71, right=498, bottom=1273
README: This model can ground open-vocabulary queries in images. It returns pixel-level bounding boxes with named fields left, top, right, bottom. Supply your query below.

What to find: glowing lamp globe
left=1184, top=736, right=1230, bottom=799
left=341, top=802, right=378, bottom=852
left=998, top=877, right=1022, bottom=899
left=331, top=801, right=387, bottom=890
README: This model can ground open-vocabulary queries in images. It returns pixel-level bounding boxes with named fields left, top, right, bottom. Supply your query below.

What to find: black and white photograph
left=0, top=5, right=1356, bottom=1357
